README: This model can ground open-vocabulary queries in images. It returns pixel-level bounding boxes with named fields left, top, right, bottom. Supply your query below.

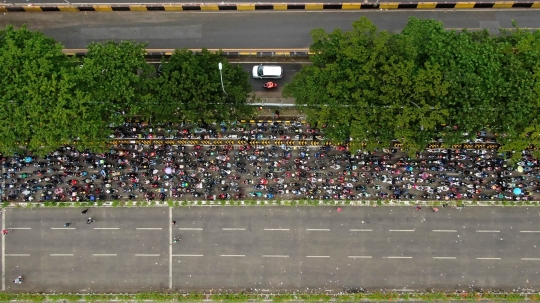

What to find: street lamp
left=218, top=62, right=228, bottom=96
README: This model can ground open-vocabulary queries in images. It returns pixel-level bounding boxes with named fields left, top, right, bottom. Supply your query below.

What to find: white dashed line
left=476, top=230, right=500, bottom=233
left=389, top=229, right=415, bottom=232
left=520, top=231, right=540, bottom=233
left=264, top=229, right=290, bottom=231
left=306, top=229, right=330, bottom=231
left=348, top=256, right=372, bottom=259
left=50, top=254, right=73, bottom=256
left=172, top=254, right=204, bottom=257
left=349, top=229, right=372, bottom=232
left=476, top=257, right=501, bottom=260
left=262, top=255, right=289, bottom=258
left=306, top=256, right=330, bottom=258
left=93, top=228, right=120, bottom=230
left=9, top=228, right=31, bottom=230
left=93, top=254, right=117, bottom=257
left=521, top=258, right=540, bottom=261
left=179, top=228, right=203, bottom=231
left=432, top=230, right=457, bottom=232
left=385, top=256, right=413, bottom=259
left=135, top=254, right=160, bottom=257
left=222, top=228, right=246, bottom=231
left=5, top=254, right=30, bottom=257
left=220, top=254, right=245, bottom=257
left=50, top=228, right=75, bottom=230
left=433, top=257, right=457, bottom=259
left=136, top=228, right=162, bottom=230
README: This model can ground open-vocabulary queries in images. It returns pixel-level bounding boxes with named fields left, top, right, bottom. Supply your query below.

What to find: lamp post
left=218, top=62, right=228, bottom=96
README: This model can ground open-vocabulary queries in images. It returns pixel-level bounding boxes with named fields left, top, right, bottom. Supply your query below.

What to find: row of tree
left=0, top=25, right=253, bottom=155
left=284, top=17, right=540, bottom=158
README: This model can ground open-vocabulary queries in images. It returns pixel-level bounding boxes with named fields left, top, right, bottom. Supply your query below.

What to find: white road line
left=348, top=256, right=372, bottom=259
left=264, top=229, right=290, bottom=231
left=93, top=228, right=120, bottom=230
left=385, top=256, right=413, bottom=259
left=5, top=254, right=30, bottom=257
left=9, top=228, right=31, bottom=230
left=136, top=254, right=160, bottom=257
left=389, top=229, right=415, bottom=232
left=50, top=254, right=74, bottom=256
left=349, top=229, right=372, bottom=232
left=2, top=209, right=5, bottom=291
left=306, top=256, right=330, bottom=258
left=262, top=255, right=289, bottom=258
left=51, top=228, right=75, bottom=230
left=521, top=258, right=540, bottom=261
left=306, top=229, right=330, bottom=231
left=172, top=254, right=204, bottom=257
left=432, top=230, right=457, bottom=232
left=92, top=254, right=117, bottom=257
left=476, top=257, right=501, bottom=260
left=179, top=228, right=203, bottom=231
left=220, top=255, right=245, bottom=257
left=222, top=228, right=246, bottom=231
left=433, top=257, right=457, bottom=259
left=169, top=207, right=172, bottom=290
left=476, top=230, right=500, bottom=233
left=520, top=231, right=540, bottom=233
left=136, top=228, right=162, bottom=230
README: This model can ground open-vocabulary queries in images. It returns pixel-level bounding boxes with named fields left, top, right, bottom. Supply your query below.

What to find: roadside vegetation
left=0, top=25, right=254, bottom=156
left=284, top=17, right=540, bottom=158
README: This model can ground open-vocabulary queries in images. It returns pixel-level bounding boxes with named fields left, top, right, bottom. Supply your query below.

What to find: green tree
left=146, top=48, right=253, bottom=124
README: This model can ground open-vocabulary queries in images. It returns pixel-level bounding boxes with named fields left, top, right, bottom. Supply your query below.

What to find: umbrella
left=513, top=188, right=522, bottom=195
left=517, top=166, right=524, bottom=173
left=22, top=189, right=31, bottom=195
left=54, top=188, right=64, bottom=195
left=164, top=167, right=172, bottom=174
left=24, top=156, right=33, bottom=163
left=421, top=172, right=429, bottom=179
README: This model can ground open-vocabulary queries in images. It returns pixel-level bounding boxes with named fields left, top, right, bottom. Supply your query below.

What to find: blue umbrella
left=24, top=156, right=33, bottom=163
left=513, top=188, right=522, bottom=195
left=90, top=195, right=96, bottom=201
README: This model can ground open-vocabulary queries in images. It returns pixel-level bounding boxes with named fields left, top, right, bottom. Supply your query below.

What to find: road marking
left=179, top=228, right=203, bottom=231
left=306, top=229, right=330, bottom=231
left=385, top=256, right=413, bottom=259
left=93, top=228, right=120, bottom=230
left=5, top=254, right=30, bottom=257
left=136, top=228, right=162, bottom=230
left=389, top=229, right=415, bottom=232
left=349, top=229, right=372, bottom=232
left=9, top=228, right=31, bottom=230
left=172, top=254, right=204, bottom=257
left=262, top=255, right=289, bottom=258
left=169, top=207, right=172, bottom=290
left=220, top=254, right=245, bottom=257
left=264, top=229, right=290, bottom=231
left=2, top=207, right=5, bottom=290
left=520, top=231, right=540, bottom=233
left=222, top=228, right=246, bottom=231
left=432, top=230, right=457, bottom=232
left=306, top=256, right=330, bottom=258
left=51, top=227, right=75, bottom=230
left=476, top=257, right=501, bottom=260
left=476, top=230, right=500, bottom=233
left=136, top=254, right=160, bottom=257
left=433, top=257, right=457, bottom=259
left=93, top=254, right=117, bottom=257
left=348, top=256, right=372, bottom=259
left=50, top=254, right=74, bottom=256
left=521, top=258, right=540, bottom=261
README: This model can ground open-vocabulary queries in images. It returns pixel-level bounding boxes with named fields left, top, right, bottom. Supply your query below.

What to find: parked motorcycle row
left=1, top=121, right=538, bottom=202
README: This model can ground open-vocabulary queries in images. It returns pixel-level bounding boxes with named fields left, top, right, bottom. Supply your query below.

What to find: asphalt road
left=3, top=206, right=540, bottom=293
left=2, top=11, right=540, bottom=49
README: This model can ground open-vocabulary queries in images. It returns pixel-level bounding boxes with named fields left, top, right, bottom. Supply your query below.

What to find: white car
left=252, top=64, right=283, bottom=79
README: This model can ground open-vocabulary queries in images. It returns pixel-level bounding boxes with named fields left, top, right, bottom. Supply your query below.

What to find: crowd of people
left=1, top=121, right=538, bottom=203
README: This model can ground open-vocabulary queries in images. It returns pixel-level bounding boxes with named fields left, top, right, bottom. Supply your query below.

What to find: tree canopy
left=284, top=17, right=540, bottom=157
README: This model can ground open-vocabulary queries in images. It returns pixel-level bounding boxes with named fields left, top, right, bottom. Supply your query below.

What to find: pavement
left=3, top=206, right=540, bottom=293
left=2, top=11, right=540, bottom=50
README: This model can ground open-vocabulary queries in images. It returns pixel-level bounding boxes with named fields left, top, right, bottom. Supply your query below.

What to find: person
left=172, top=220, right=177, bottom=225
left=81, top=208, right=89, bottom=214
left=86, top=217, right=94, bottom=224
left=13, top=276, right=22, bottom=284
left=173, top=237, right=180, bottom=243
left=64, top=222, right=73, bottom=227
left=2, top=229, right=8, bottom=235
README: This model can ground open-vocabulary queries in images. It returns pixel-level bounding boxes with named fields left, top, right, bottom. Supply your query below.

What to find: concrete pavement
left=2, top=11, right=540, bottom=50
left=3, top=206, right=540, bottom=293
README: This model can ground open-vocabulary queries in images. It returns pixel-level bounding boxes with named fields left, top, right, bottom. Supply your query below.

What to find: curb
left=2, top=2, right=540, bottom=12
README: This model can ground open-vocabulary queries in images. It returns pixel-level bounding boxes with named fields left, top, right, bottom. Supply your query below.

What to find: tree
left=145, top=48, right=253, bottom=124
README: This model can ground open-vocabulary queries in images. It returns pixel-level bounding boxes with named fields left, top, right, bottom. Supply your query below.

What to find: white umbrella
left=165, top=167, right=172, bottom=174
left=517, top=166, right=524, bottom=173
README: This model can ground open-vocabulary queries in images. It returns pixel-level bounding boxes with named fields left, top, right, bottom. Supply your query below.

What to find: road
left=3, top=206, right=540, bottom=293
left=3, top=0, right=513, bottom=5
left=2, top=11, right=540, bottom=49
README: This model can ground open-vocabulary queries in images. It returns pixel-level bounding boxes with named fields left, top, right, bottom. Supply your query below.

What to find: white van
left=252, top=64, right=283, bottom=79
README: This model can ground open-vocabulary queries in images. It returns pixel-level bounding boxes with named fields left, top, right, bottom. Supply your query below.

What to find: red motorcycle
left=263, top=82, right=278, bottom=89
